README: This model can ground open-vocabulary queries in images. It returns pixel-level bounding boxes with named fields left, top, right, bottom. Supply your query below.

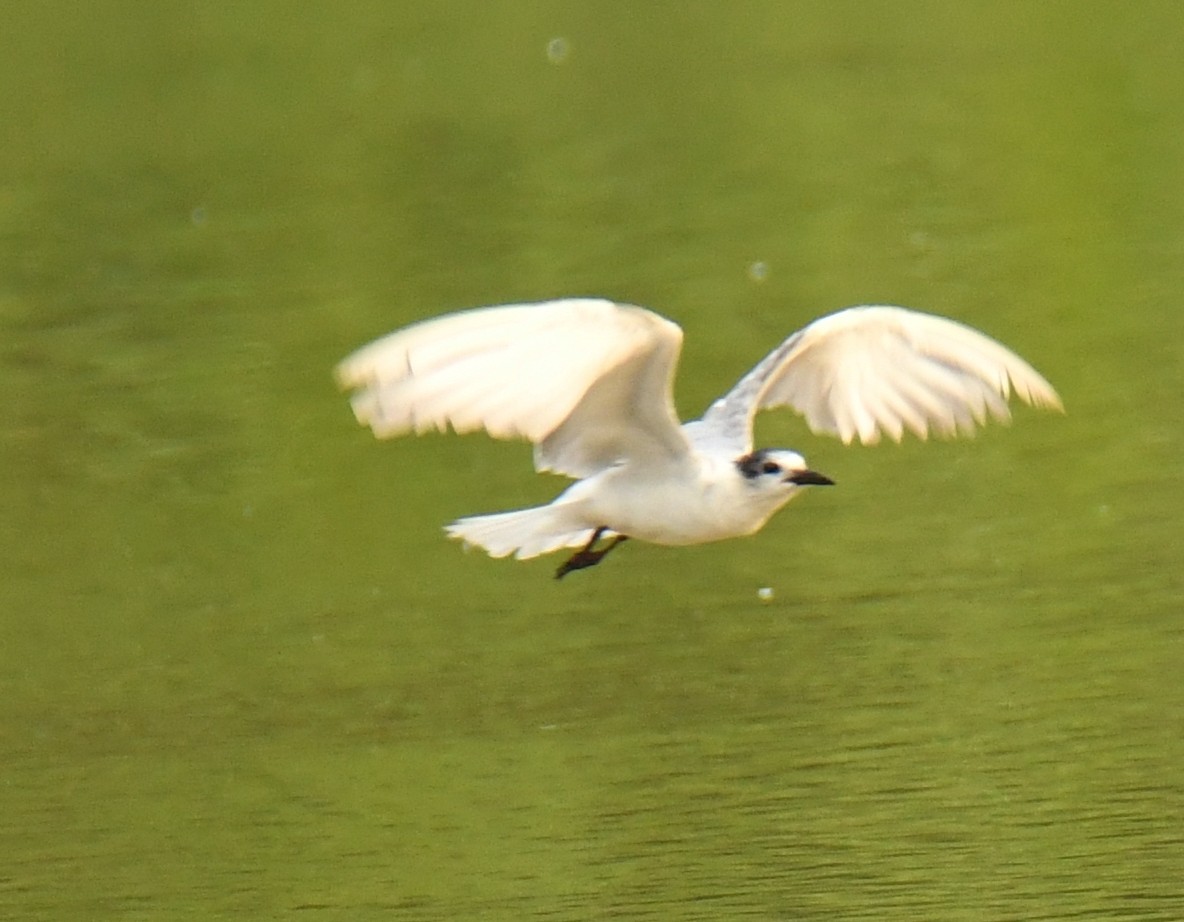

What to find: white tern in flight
left=337, top=299, right=1061, bottom=578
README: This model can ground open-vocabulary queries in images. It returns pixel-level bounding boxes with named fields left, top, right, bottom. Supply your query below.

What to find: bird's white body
left=337, top=299, right=1061, bottom=574
left=454, top=450, right=800, bottom=559
left=563, top=452, right=788, bottom=545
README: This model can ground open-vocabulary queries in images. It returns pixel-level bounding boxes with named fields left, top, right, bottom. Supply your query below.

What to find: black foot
left=555, top=528, right=629, bottom=580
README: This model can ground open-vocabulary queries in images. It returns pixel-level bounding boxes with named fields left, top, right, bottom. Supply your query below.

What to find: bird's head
left=735, top=449, right=835, bottom=496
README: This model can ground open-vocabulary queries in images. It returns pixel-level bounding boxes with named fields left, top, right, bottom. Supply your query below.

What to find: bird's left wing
left=336, top=299, right=690, bottom=478
left=688, top=305, right=1062, bottom=453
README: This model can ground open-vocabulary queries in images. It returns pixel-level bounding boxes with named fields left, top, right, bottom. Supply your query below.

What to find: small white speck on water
left=546, top=37, right=569, bottom=64
left=757, top=586, right=774, bottom=603
left=748, top=260, right=769, bottom=283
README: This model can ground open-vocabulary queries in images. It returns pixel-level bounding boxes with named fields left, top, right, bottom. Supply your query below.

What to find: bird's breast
left=573, top=462, right=788, bottom=546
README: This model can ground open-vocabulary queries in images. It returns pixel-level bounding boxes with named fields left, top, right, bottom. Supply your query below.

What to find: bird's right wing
left=336, top=299, right=690, bottom=478
left=688, top=305, right=1062, bottom=453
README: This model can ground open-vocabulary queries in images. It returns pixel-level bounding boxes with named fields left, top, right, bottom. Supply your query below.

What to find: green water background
left=2, top=3, right=1182, bottom=919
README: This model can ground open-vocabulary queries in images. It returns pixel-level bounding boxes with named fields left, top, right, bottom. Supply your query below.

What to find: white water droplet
left=546, top=37, right=569, bottom=64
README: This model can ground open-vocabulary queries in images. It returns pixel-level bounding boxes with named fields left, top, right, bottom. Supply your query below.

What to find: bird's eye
left=761, top=461, right=780, bottom=475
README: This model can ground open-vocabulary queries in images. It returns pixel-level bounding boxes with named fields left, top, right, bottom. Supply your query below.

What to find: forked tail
left=445, top=504, right=595, bottom=560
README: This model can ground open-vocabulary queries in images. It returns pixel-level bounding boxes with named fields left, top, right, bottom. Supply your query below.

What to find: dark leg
left=555, top=528, right=630, bottom=580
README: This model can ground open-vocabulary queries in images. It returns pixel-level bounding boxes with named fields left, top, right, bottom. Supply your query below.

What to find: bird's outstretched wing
left=687, top=305, right=1062, bottom=454
left=336, top=299, right=690, bottom=478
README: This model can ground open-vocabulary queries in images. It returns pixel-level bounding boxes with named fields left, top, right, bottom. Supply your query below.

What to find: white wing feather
left=690, top=305, right=1062, bottom=454
left=336, top=299, right=689, bottom=478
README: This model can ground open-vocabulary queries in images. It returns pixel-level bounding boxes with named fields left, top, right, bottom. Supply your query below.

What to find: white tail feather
left=445, top=504, right=595, bottom=560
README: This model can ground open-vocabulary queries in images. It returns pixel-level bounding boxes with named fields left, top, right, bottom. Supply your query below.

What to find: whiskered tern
left=336, top=299, right=1061, bottom=578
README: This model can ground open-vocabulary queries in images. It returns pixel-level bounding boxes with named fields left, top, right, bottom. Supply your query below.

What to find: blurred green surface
left=2, top=3, right=1182, bottom=919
